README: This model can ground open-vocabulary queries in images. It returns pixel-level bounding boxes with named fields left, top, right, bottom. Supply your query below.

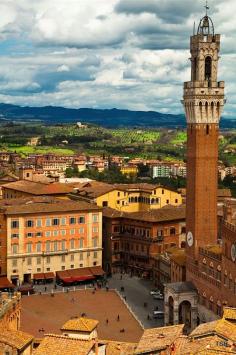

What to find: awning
left=56, top=271, right=74, bottom=284
left=90, top=266, right=105, bottom=276
left=33, top=273, right=45, bottom=280
left=69, top=268, right=94, bottom=282
left=44, top=272, right=55, bottom=280
left=0, top=276, right=14, bottom=289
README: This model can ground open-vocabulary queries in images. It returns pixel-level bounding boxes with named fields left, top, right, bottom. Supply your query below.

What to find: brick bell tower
left=183, top=11, right=225, bottom=277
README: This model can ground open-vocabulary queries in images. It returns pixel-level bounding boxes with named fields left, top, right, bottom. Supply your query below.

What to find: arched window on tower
left=193, top=57, right=197, bottom=81
left=205, top=56, right=212, bottom=81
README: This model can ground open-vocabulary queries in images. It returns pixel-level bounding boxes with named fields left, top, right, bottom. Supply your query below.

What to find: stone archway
left=179, top=300, right=192, bottom=333
left=168, top=296, right=174, bottom=325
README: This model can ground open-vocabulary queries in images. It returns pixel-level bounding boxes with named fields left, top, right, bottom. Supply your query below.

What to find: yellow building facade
left=94, top=184, right=183, bottom=212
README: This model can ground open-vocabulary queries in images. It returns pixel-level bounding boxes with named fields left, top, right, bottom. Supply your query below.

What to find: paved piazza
left=21, top=274, right=164, bottom=341
left=21, top=288, right=143, bottom=342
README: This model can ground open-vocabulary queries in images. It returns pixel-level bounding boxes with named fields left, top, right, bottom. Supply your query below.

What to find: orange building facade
left=0, top=197, right=102, bottom=285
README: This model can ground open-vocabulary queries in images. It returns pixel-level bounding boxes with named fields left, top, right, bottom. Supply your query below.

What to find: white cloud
left=0, top=0, right=234, bottom=116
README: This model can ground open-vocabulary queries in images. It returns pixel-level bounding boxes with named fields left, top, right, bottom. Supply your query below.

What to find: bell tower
left=183, top=11, right=225, bottom=274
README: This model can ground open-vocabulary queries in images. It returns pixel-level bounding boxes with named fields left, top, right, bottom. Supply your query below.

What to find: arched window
left=193, top=57, right=197, bottom=81
left=205, top=56, right=212, bottom=81
left=206, top=124, right=209, bottom=135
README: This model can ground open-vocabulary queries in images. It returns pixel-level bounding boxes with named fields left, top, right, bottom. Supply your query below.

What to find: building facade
left=102, top=206, right=186, bottom=276
left=0, top=197, right=102, bottom=284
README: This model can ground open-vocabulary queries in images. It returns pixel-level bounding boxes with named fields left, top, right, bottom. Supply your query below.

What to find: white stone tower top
left=183, top=8, right=225, bottom=124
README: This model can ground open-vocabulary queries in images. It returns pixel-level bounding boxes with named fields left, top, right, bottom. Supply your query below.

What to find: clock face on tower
left=187, top=231, right=194, bottom=247
left=231, top=244, right=236, bottom=262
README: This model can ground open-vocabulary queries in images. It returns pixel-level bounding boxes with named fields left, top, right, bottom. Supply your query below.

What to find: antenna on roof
left=204, top=0, right=209, bottom=16
left=193, top=21, right=196, bottom=35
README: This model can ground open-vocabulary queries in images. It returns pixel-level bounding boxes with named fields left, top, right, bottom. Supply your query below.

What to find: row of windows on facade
left=11, top=214, right=99, bottom=229
left=11, top=237, right=99, bottom=254
left=11, top=251, right=99, bottom=267
left=118, top=242, right=177, bottom=252
left=11, top=226, right=99, bottom=239
left=128, top=197, right=178, bottom=204
left=201, top=264, right=235, bottom=292
left=113, top=225, right=185, bottom=236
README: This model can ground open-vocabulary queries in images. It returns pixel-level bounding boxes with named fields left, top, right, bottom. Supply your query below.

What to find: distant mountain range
left=0, top=103, right=234, bottom=129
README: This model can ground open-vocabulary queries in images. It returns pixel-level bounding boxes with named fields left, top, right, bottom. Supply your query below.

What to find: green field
left=6, top=145, right=75, bottom=156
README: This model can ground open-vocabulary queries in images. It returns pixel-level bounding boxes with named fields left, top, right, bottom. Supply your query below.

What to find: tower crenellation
left=183, top=15, right=225, bottom=125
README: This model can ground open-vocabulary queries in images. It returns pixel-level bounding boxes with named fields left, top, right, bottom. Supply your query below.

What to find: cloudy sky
left=0, top=0, right=235, bottom=116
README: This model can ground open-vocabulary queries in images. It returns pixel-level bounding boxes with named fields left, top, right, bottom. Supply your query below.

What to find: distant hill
left=0, top=103, right=234, bottom=128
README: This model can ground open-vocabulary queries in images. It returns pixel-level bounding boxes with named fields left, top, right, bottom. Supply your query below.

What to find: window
left=53, top=230, right=59, bottom=237
left=80, top=253, right=83, bottom=260
left=61, top=240, right=66, bottom=250
left=27, top=257, right=32, bottom=265
left=36, top=219, right=42, bottom=227
left=175, top=199, right=178, bottom=203
left=117, top=192, right=120, bottom=197
left=37, top=268, right=41, bottom=272
left=12, top=244, right=18, bottom=254
left=11, top=234, right=19, bottom=239
left=37, top=257, right=41, bottom=265
left=26, top=243, right=32, bottom=253
left=166, top=199, right=169, bottom=204
left=61, top=230, right=66, bottom=236
left=46, top=256, right=50, bottom=264
left=70, top=239, right=75, bottom=249
left=181, top=227, right=186, bottom=234
left=205, top=56, right=212, bottom=81
left=102, top=201, right=108, bottom=207
left=36, top=232, right=42, bottom=237
left=79, top=239, right=84, bottom=248
left=11, top=220, right=19, bottom=229
left=52, top=218, right=60, bottom=226
left=46, top=218, right=51, bottom=227
left=92, top=214, right=99, bottom=223
left=46, top=267, right=50, bottom=271
left=45, top=231, right=51, bottom=237
left=12, top=259, right=17, bottom=267
left=27, top=232, right=33, bottom=238
left=71, top=265, right=74, bottom=269
left=26, top=220, right=34, bottom=228
left=93, top=237, right=98, bottom=248
left=162, top=189, right=164, bottom=194
left=94, top=252, right=97, bottom=258
left=79, top=227, right=84, bottom=234
left=36, top=242, right=42, bottom=252
left=61, top=255, right=65, bottom=262
left=45, top=241, right=50, bottom=252
left=93, top=226, right=98, bottom=233
left=54, top=241, right=58, bottom=251
left=61, top=266, right=65, bottom=270
left=61, top=217, right=66, bottom=225
left=170, top=228, right=176, bottom=235
left=70, top=217, right=76, bottom=224
left=70, top=229, right=75, bottom=235
left=79, top=216, right=85, bottom=224
left=80, top=263, right=83, bottom=267
left=93, top=261, right=97, bottom=266
left=71, top=254, right=74, bottom=261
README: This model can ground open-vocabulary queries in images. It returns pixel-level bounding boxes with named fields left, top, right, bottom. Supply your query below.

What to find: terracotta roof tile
left=103, top=205, right=185, bottom=222
left=33, top=334, right=94, bottom=355
left=100, top=339, right=138, bottom=354
left=61, top=317, right=98, bottom=332
left=0, top=327, right=33, bottom=350
left=2, top=180, right=73, bottom=195
left=190, top=318, right=236, bottom=342
left=223, top=307, right=236, bottom=321
left=135, top=324, right=184, bottom=354
left=0, top=196, right=101, bottom=215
